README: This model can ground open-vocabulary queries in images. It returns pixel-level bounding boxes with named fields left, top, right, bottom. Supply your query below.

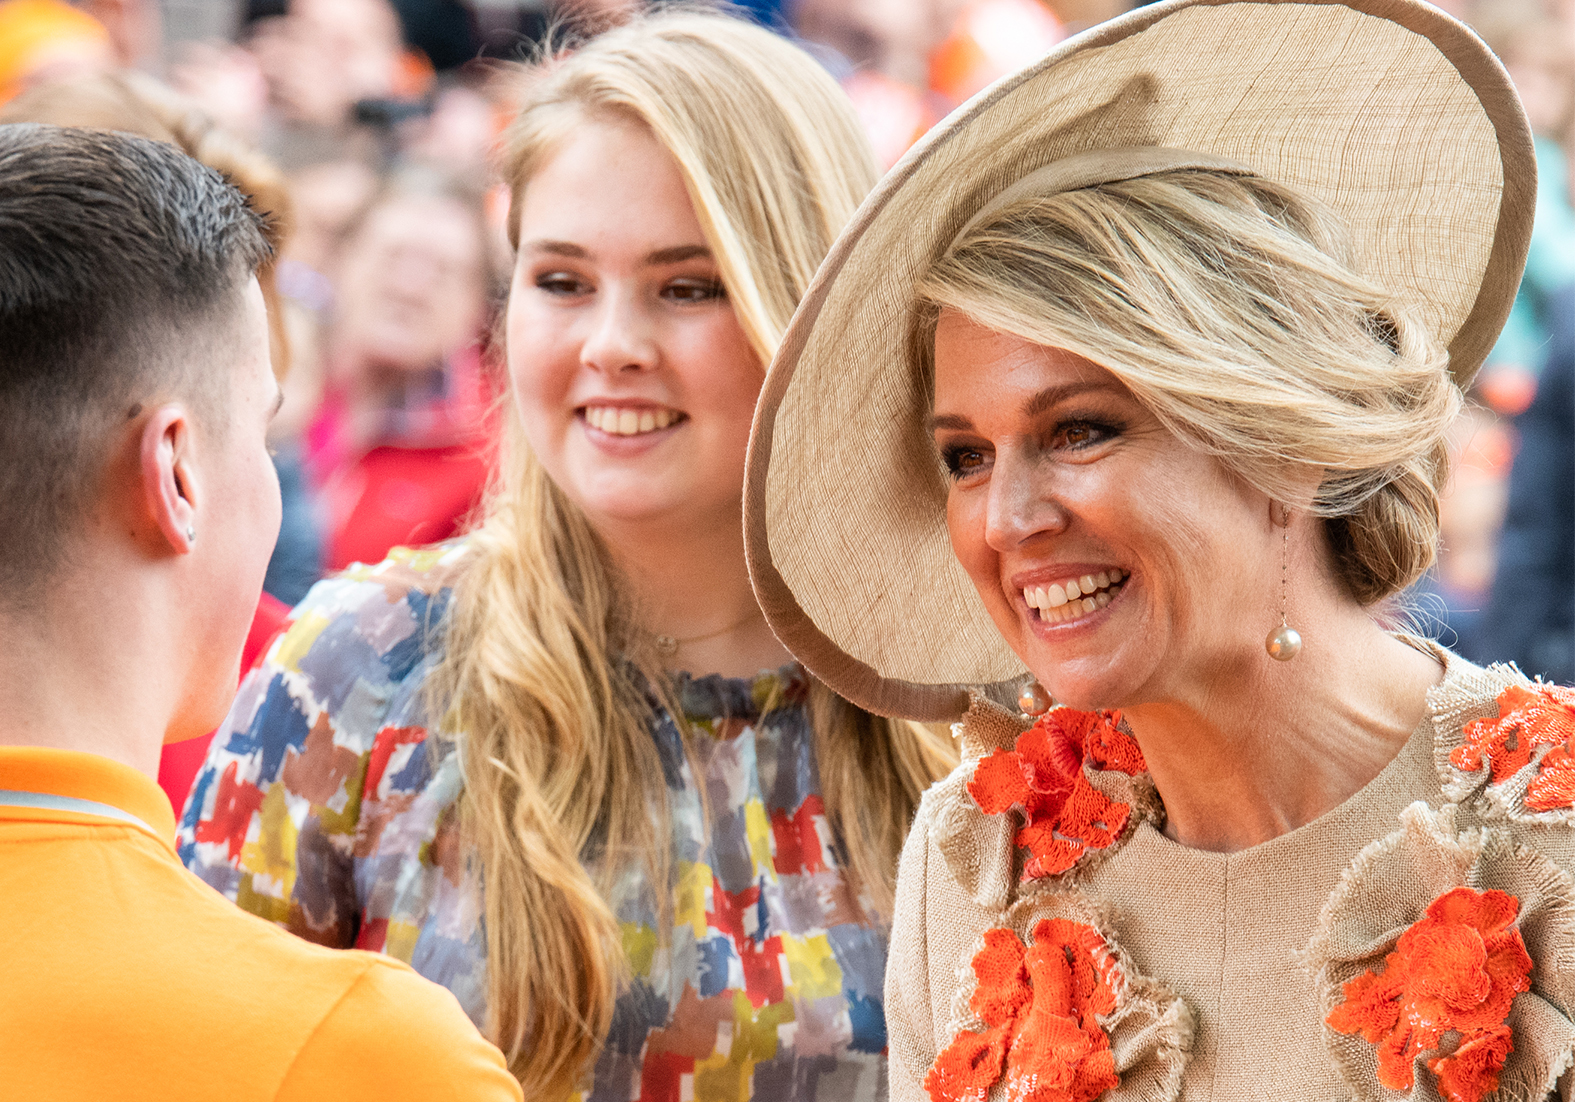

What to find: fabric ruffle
left=929, top=890, right=1192, bottom=1102
left=1306, top=802, right=1575, bottom=1101
left=1435, top=665, right=1575, bottom=827
left=934, top=695, right=1159, bottom=911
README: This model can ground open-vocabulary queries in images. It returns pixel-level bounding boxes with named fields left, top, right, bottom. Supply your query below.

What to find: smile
left=582, top=404, right=685, bottom=436
left=1021, top=569, right=1126, bottom=624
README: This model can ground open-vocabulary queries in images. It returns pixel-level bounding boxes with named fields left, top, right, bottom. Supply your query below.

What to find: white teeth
left=1025, top=571, right=1126, bottom=625
left=585, top=405, right=681, bottom=436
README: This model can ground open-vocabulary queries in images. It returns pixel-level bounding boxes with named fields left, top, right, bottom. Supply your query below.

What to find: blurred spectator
left=0, top=0, right=113, bottom=105
left=929, top=0, right=1064, bottom=103
left=249, top=0, right=429, bottom=129
left=304, top=167, right=498, bottom=571
left=1474, top=8, right=1575, bottom=416
left=1482, top=283, right=1575, bottom=683
left=76, top=0, right=161, bottom=67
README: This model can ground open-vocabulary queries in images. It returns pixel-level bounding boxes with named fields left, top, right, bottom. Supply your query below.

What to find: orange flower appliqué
left=1452, top=684, right=1575, bottom=812
left=926, top=919, right=1122, bottom=1102
left=1325, top=886, right=1533, bottom=1102
left=967, top=709, right=1146, bottom=878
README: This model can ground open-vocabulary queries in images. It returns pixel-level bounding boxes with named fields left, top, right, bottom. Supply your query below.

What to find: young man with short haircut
left=0, top=124, right=522, bottom=1102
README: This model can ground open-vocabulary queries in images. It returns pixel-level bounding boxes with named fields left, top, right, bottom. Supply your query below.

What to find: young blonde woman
left=179, top=11, right=955, bottom=1101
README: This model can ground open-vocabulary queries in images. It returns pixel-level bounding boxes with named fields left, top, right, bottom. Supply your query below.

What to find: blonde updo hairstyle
left=918, top=168, right=1461, bottom=605
left=434, top=9, right=955, bottom=1099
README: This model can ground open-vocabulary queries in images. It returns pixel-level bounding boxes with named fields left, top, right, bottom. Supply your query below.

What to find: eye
left=941, top=444, right=991, bottom=480
left=663, top=278, right=726, bottom=303
left=1051, top=419, right=1118, bottom=451
left=535, top=270, right=589, bottom=297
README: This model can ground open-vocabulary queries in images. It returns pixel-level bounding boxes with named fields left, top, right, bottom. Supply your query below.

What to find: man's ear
left=138, top=405, right=199, bottom=555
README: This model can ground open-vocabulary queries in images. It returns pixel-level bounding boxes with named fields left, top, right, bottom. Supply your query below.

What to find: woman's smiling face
left=506, top=114, right=761, bottom=532
left=931, top=308, right=1280, bottom=710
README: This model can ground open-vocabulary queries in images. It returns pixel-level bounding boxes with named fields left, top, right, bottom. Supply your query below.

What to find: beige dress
left=886, top=649, right=1575, bottom=1101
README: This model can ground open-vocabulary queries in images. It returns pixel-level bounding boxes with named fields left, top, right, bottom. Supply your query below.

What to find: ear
left=138, top=405, right=199, bottom=555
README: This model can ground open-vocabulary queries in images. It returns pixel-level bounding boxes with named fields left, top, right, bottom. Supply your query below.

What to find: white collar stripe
left=0, top=789, right=161, bottom=841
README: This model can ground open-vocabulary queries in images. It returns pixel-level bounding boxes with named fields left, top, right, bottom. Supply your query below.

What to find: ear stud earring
left=1265, top=506, right=1301, bottom=661
left=186, top=525, right=196, bottom=544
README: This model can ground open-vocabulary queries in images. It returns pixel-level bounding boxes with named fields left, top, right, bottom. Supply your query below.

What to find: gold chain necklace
left=653, top=608, right=765, bottom=656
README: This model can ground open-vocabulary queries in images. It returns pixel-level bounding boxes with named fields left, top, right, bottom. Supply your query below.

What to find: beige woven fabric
left=885, top=650, right=1575, bottom=1100
left=744, top=0, right=1535, bottom=721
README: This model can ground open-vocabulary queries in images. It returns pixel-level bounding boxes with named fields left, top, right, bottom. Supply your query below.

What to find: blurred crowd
left=1, top=0, right=1570, bottom=684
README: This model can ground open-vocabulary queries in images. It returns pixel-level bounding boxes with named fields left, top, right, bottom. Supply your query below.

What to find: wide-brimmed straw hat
left=745, top=0, right=1533, bottom=721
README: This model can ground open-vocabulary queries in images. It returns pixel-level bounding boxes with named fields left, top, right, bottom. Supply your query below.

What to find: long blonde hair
left=920, top=168, right=1460, bottom=604
left=434, top=11, right=956, bottom=1097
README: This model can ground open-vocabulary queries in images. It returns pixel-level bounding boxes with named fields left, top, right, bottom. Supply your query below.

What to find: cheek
left=946, top=489, right=996, bottom=587
left=506, top=302, right=574, bottom=417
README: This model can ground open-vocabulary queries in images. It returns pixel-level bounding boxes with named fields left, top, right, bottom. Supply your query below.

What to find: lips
left=1021, top=569, right=1126, bottom=624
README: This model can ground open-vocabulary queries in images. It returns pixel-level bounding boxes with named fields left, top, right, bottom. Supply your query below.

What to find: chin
left=1029, top=650, right=1143, bottom=715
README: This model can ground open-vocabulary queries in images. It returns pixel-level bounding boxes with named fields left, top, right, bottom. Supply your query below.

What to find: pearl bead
left=1018, top=680, right=1051, bottom=716
left=1265, top=623, right=1302, bottom=661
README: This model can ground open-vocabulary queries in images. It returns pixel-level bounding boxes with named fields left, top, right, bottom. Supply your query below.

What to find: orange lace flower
left=1452, top=684, right=1575, bottom=811
left=926, top=919, right=1122, bottom=1102
left=1325, top=886, right=1533, bottom=1102
left=967, top=709, right=1146, bottom=878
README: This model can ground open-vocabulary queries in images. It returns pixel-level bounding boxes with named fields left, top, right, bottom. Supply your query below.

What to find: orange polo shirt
left=0, top=747, right=523, bottom=1102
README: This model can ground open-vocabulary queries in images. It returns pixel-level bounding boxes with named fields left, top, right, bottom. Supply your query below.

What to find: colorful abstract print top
left=178, top=543, right=890, bottom=1102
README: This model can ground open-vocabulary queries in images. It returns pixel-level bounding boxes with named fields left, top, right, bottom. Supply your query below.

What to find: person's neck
left=598, top=505, right=790, bottom=681
left=1121, top=603, right=1444, bottom=854
left=0, top=564, right=176, bottom=781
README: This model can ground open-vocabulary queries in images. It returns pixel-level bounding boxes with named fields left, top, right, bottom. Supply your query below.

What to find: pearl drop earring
left=1265, top=506, right=1301, bottom=661
left=1018, top=678, right=1051, bottom=716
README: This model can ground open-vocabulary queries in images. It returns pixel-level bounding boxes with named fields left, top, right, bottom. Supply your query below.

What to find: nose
left=580, top=284, right=658, bottom=375
left=984, top=443, right=1067, bottom=552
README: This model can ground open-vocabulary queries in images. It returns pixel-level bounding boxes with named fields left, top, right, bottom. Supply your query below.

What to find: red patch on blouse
left=1325, top=886, right=1533, bottom=1102
left=192, top=761, right=265, bottom=861
left=966, top=709, right=1146, bottom=878
left=925, top=919, right=1122, bottom=1102
left=1452, top=684, right=1575, bottom=811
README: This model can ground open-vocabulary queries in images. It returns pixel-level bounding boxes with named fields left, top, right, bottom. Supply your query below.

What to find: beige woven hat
left=745, top=0, right=1534, bottom=721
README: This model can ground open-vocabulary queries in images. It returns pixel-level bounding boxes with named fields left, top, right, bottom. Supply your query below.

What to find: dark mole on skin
left=127, top=404, right=142, bottom=419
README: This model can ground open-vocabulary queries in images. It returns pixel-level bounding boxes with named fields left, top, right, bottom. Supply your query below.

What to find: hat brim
left=746, top=0, right=1533, bottom=720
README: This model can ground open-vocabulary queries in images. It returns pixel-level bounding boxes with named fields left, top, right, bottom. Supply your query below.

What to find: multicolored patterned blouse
left=178, top=543, right=890, bottom=1101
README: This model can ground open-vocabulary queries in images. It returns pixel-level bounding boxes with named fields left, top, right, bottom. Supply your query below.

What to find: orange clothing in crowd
left=0, top=747, right=523, bottom=1102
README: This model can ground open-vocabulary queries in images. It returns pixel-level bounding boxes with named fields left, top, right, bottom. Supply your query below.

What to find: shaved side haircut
left=0, top=124, right=270, bottom=602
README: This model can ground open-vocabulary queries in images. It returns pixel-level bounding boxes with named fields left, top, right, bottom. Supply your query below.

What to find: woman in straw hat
left=178, top=9, right=955, bottom=1101
left=747, top=0, right=1575, bottom=1097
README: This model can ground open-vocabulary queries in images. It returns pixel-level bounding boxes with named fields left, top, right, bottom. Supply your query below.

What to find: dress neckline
left=671, top=662, right=806, bottom=723
left=1127, top=641, right=1465, bottom=872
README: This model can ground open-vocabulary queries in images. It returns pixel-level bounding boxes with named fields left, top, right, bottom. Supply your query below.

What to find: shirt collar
left=0, top=747, right=176, bottom=848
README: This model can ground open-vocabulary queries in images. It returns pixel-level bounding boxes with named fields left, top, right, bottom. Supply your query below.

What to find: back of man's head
left=0, top=123, right=270, bottom=604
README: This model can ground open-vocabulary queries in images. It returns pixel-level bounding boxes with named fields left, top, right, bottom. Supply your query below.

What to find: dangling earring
left=1265, top=505, right=1301, bottom=661
left=1018, top=677, right=1051, bottom=716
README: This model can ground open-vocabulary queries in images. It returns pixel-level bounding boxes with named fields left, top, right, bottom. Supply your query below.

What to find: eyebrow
left=927, top=381, right=1123, bottom=433
left=522, top=240, right=712, bottom=266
